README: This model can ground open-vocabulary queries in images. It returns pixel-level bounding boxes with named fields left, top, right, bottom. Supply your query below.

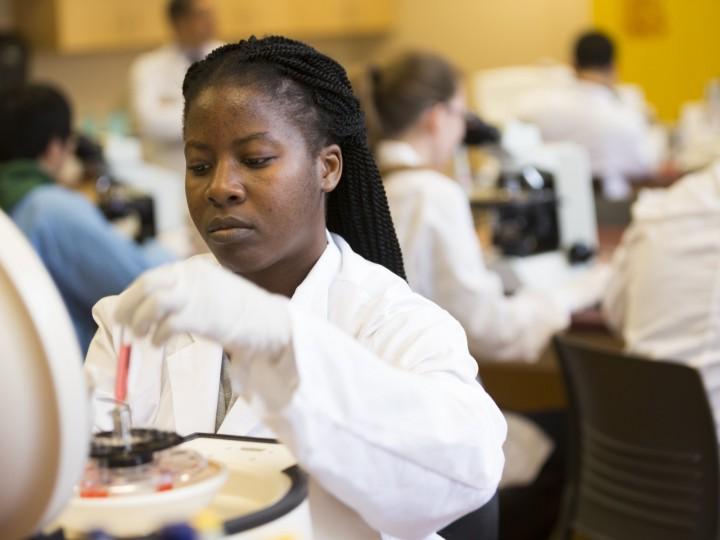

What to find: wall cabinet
left=14, top=0, right=395, bottom=53
left=216, top=0, right=394, bottom=41
left=14, top=0, right=170, bottom=52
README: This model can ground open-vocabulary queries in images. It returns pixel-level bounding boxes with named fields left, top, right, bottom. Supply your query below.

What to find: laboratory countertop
left=477, top=223, right=626, bottom=413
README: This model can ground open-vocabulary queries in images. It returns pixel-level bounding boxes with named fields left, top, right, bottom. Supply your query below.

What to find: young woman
left=85, top=37, right=505, bottom=540
left=355, top=51, right=607, bottom=540
left=355, top=52, right=596, bottom=362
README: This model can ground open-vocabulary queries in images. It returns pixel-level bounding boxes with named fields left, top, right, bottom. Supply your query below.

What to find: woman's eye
left=188, top=163, right=211, bottom=175
left=243, top=157, right=274, bottom=168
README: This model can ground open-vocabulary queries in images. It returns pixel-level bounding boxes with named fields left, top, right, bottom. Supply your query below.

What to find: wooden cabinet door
left=56, top=0, right=169, bottom=52
left=215, top=0, right=394, bottom=41
left=14, top=0, right=394, bottom=52
left=14, top=0, right=169, bottom=52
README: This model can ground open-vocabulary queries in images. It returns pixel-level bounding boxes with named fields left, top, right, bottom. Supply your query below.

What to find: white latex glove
left=550, top=262, right=612, bottom=314
left=115, top=257, right=291, bottom=354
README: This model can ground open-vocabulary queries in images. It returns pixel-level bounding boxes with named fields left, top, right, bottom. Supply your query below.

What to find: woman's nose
left=206, top=161, right=246, bottom=207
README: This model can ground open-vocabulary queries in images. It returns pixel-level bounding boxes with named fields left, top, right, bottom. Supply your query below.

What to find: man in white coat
left=517, top=31, right=662, bottom=200
left=129, top=0, right=222, bottom=172
left=603, top=161, right=720, bottom=439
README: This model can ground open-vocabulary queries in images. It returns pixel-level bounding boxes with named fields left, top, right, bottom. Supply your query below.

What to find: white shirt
left=129, top=41, right=222, bottom=172
left=85, top=232, right=507, bottom=540
left=517, top=80, right=661, bottom=199
left=379, top=140, right=570, bottom=362
left=603, top=162, right=720, bottom=437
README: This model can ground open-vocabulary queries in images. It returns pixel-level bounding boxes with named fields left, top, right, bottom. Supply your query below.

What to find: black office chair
left=552, top=335, right=720, bottom=540
left=440, top=492, right=499, bottom=540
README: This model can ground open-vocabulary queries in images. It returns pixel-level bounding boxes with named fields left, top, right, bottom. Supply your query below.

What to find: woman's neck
left=241, top=229, right=328, bottom=298
left=576, top=69, right=615, bottom=89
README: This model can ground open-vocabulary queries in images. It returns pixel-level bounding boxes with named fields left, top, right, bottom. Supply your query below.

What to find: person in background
left=603, top=161, right=720, bottom=439
left=354, top=50, right=608, bottom=540
left=517, top=30, right=664, bottom=200
left=86, top=36, right=506, bottom=540
left=130, top=0, right=221, bottom=172
left=0, top=84, right=172, bottom=354
left=354, top=51, right=603, bottom=364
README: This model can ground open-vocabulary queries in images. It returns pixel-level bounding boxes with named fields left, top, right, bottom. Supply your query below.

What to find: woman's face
left=433, top=88, right=468, bottom=166
left=184, top=83, right=341, bottom=293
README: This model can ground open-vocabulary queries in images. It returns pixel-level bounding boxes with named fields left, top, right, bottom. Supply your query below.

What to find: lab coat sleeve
left=130, top=56, right=184, bottom=142
left=606, top=112, right=661, bottom=181
left=233, top=295, right=507, bottom=539
left=426, top=183, right=569, bottom=362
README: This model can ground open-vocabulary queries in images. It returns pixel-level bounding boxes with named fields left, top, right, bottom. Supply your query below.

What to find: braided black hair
left=182, top=35, right=405, bottom=279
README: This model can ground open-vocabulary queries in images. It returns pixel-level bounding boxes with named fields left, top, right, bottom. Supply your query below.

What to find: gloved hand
left=551, top=262, right=612, bottom=314
left=115, top=257, right=292, bottom=355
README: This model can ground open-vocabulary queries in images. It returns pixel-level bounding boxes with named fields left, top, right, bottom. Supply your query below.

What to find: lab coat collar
left=575, top=79, right=617, bottom=101
left=217, top=233, right=343, bottom=436
left=165, top=335, right=223, bottom=434
left=161, top=254, right=225, bottom=435
left=163, top=330, right=265, bottom=436
left=290, top=230, right=340, bottom=319
left=376, top=140, right=427, bottom=170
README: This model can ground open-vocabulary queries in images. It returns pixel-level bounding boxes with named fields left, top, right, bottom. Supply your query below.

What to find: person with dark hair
left=130, top=0, right=220, bottom=172
left=85, top=36, right=506, bottom=540
left=0, top=84, right=172, bottom=353
left=574, top=30, right=615, bottom=71
left=518, top=29, right=664, bottom=199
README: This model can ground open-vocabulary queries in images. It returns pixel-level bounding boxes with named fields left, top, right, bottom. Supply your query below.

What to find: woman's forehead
left=189, top=84, right=269, bottom=117
left=185, top=84, right=303, bottom=140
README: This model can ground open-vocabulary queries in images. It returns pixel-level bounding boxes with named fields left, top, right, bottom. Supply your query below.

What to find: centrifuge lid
left=0, top=210, right=89, bottom=538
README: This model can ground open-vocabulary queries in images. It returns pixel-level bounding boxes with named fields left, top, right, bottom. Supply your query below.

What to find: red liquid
left=114, top=344, right=131, bottom=402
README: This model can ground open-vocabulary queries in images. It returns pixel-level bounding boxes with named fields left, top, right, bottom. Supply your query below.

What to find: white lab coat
left=129, top=41, right=222, bottom=172
left=603, top=162, right=720, bottom=438
left=85, top=232, right=507, bottom=540
left=379, top=141, right=569, bottom=362
left=517, top=80, right=662, bottom=200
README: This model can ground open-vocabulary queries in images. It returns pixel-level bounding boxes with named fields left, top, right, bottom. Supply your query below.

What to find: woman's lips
left=206, top=216, right=255, bottom=243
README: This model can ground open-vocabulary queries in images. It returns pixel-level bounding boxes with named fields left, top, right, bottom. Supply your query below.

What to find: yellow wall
left=594, top=0, right=720, bottom=121
left=362, top=0, right=590, bottom=73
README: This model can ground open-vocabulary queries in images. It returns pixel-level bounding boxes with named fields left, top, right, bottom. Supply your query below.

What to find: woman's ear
left=318, top=143, right=343, bottom=193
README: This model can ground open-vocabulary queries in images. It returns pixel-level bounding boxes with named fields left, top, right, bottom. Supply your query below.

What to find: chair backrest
left=554, top=335, right=719, bottom=540
left=439, top=492, right=498, bottom=540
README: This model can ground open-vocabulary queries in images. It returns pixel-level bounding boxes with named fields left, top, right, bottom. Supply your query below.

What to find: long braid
left=183, top=36, right=406, bottom=279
